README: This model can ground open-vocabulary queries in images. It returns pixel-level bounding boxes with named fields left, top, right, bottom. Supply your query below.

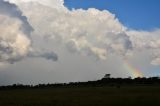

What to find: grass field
left=0, top=86, right=160, bottom=106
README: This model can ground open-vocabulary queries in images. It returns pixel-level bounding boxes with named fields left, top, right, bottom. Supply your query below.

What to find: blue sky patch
left=64, top=0, right=160, bottom=30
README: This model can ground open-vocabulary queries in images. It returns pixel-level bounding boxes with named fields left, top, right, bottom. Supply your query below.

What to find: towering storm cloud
left=4, top=0, right=160, bottom=65
left=8, top=0, right=132, bottom=60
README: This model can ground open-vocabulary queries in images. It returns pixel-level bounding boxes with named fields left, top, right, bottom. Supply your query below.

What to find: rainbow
left=123, top=60, right=143, bottom=78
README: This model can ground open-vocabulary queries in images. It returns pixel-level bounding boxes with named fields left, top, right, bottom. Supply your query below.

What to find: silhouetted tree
left=104, top=74, right=111, bottom=79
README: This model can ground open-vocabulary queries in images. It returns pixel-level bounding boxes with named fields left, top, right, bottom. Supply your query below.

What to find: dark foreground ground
left=0, top=86, right=160, bottom=106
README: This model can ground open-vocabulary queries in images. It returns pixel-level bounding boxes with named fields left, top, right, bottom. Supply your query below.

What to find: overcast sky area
left=0, top=0, right=160, bottom=85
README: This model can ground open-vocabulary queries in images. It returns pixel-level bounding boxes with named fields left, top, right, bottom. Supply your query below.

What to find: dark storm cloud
left=28, top=50, right=58, bottom=61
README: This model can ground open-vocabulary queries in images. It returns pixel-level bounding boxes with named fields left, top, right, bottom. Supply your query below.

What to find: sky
left=0, top=0, right=160, bottom=85
left=65, top=0, right=160, bottom=30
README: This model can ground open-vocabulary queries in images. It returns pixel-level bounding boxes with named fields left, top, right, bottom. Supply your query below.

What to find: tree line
left=0, top=75, right=160, bottom=90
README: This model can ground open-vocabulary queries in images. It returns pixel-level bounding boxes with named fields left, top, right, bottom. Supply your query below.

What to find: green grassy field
left=0, top=86, right=160, bottom=106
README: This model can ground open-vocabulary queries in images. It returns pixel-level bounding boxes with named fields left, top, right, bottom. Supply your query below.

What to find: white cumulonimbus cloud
left=4, top=0, right=160, bottom=65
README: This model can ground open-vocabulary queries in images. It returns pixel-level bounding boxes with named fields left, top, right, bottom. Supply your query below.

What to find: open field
left=0, top=86, right=160, bottom=106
